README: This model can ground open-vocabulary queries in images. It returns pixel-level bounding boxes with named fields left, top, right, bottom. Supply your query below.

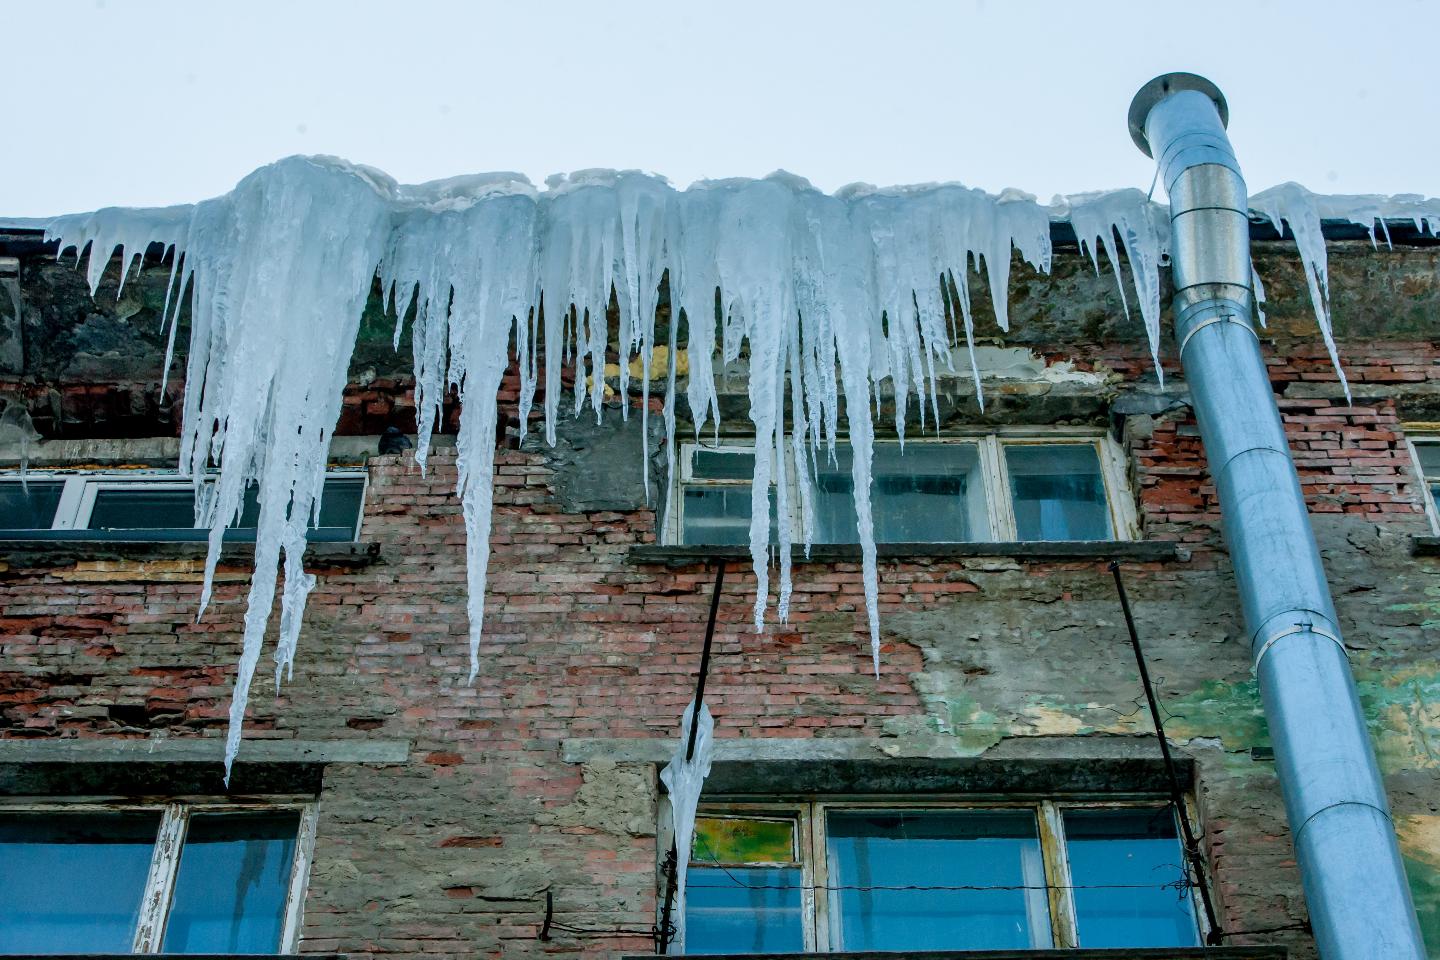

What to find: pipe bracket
left=1252, top=619, right=1347, bottom=672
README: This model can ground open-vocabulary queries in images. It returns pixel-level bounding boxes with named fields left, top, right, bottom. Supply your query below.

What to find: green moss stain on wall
left=1397, top=816, right=1440, bottom=954
left=1354, top=660, right=1440, bottom=773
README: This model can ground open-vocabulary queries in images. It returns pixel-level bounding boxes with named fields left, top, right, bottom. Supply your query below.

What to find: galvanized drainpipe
left=1127, top=74, right=1425, bottom=959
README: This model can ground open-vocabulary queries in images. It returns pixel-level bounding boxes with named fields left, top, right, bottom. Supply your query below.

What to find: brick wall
left=3, top=337, right=1440, bottom=959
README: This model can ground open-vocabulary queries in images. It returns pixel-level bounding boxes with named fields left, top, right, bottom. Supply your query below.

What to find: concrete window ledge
left=627, top=541, right=1181, bottom=567
left=0, top=540, right=382, bottom=569
left=625, top=949, right=1286, bottom=960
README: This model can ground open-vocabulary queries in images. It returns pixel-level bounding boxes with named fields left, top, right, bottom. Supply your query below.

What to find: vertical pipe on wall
left=1127, top=73, right=1425, bottom=960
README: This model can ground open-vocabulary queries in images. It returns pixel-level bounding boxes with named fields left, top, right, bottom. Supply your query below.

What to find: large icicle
left=42, top=159, right=1219, bottom=765
left=49, top=157, right=394, bottom=777
left=1250, top=183, right=1350, bottom=401
left=1065, top=189, right=1170, bottom=381
left=658, top=699, right=715, bottom=951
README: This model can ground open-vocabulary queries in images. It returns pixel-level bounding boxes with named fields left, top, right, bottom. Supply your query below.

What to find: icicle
left=1064, top=190, right=1169, bottom=383
left=1251, top=265, right=1268, bottom=328
left=1249, top=183, right=1352, bottom=403
left=52, top=158, right=393, bottom=780
left=658, top=699, right=714, bottom=952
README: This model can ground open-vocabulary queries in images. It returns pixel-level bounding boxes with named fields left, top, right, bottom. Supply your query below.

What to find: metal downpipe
left=1128, top=73, right=1425, bottom=959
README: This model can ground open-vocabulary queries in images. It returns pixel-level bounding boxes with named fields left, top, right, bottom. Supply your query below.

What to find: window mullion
left=983, top=437, right=1018, bottom=540
left=280, top=803, right=320, bottom=952
left=132, top=803, right=189, bottom=953
left=807, top=802, right=829, bottom=953
left=51, top=478, right=88, bottom=530
left=1098, top=436, right=1140, bottom=540
left=1037, top=801, right=1079, bottom=949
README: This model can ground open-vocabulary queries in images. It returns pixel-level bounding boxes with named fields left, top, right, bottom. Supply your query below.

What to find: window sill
left=627, top=541, right=1181, bottom=567
left=625, top=949, right=1285, bottom=960
left=0, top=539, right=381, bottom=569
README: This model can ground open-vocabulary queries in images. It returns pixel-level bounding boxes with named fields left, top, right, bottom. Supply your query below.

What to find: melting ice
left=40, top=155, right=1434, bottom=776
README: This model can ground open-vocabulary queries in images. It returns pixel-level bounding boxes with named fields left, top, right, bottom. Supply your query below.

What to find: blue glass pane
left=87, top=486, right=195, bottom=529
left=681, top=486, right=779, bottom=546
left=1064, top=808, right=1200, bottom=948
left=238, top=477, right=364, bottom=530
left=691, top=450, right=756, bottom=481
left=0, top=481, right=65, bottom=529
left=813, top=444, right=985, bottom=543
left=161, top=812, right=299, bottom=954
left=0, top=811, right=160, bottom=953
left=685, top=866, right=804, bottom=954
left=825, top=809, right=1050, bottom=951
left=1005, top=445, right=1111, bottom=541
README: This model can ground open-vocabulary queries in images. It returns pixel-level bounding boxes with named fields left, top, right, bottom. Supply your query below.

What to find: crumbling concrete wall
left=2, top=237, right=1439, bottom=959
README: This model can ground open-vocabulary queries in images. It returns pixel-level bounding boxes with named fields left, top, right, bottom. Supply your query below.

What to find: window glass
left=1004, top=444, right=1111, bottom=541
left=0, top=811, right=161, bottom=953
left=688, top=814, right=804, bottom=954
left=686, top=866, right=805, bottom=954
left=87, top=485, right=196, bottom=530
left=824, top=809, right=1050, bottom=952
left=681, top=487, right=779, bottom=546
left=237, top=477, right=365, bottom=531
left=1063, top=808, right=1199, bottom=948
left=0, top=480, right=65, bottom=529
left=1416, top=443, right=1440, bottom=476
left=1415, top=444, right=1440, bottom=516
left=161, top=811, right=300, bottom=954
left=692, top=449, right=757, bottom=481
left=695, top=816, right=795, bottom=864
left=812, top=443, right=988, bottom=543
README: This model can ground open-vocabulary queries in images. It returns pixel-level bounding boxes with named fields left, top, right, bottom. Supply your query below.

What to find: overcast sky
left=5, top=0, right=1437, bottom=218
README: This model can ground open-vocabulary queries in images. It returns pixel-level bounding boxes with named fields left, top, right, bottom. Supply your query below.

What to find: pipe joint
left=1175, top=297, right=1256, bottom=357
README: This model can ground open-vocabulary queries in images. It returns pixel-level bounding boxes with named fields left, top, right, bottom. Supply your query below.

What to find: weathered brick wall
left=3, top=241, right=1440, bottom=960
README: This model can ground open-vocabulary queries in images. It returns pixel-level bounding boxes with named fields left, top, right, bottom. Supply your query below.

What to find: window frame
left=0, top=796, right=318, bottom=954
left=673, top=796, right=1208, bottom=954
left=0, top=469, right=368, bottom=542
left=666, top=428, right=1137, bottom=547
left=1405, top=432, right=1440, bottom=533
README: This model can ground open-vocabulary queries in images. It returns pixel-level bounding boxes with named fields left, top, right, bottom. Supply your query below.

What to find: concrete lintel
left=561, top=735, right=1172, bottom=766
left=0, top=738, right=410, bottom=765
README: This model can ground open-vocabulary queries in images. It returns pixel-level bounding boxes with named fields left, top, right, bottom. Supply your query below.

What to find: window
left=668, top=433, right=1134, bottom=546
left=680, top=801, right=1203, bottom=953
left=0, top=471, right=366, bottom=543
left=0, top=800, right=316, bottom=955
left=1408, top=434, right=1440, bottom=532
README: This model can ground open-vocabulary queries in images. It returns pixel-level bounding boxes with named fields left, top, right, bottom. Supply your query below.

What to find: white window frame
left=669, top=796, right=1208, bottom=953
left=667, top=429, right=1138, bottom=546
left=0, top=470, right=368, bottom=540
left=1404, top=431, right=1440, bottom=533
left=0, top=796, right=318, bottom=954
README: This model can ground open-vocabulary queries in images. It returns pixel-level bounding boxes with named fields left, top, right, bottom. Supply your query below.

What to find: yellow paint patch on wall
left=1397, top=814, right=1440, bottom=870
left=55, top=560, right=249, bottom=584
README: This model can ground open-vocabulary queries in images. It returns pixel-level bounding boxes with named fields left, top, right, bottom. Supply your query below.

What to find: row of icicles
left=40, top=157, right=1440, bottom=784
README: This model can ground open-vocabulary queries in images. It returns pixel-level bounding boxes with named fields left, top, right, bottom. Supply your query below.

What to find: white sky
left=4, top=0, right=1437, bottom=218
